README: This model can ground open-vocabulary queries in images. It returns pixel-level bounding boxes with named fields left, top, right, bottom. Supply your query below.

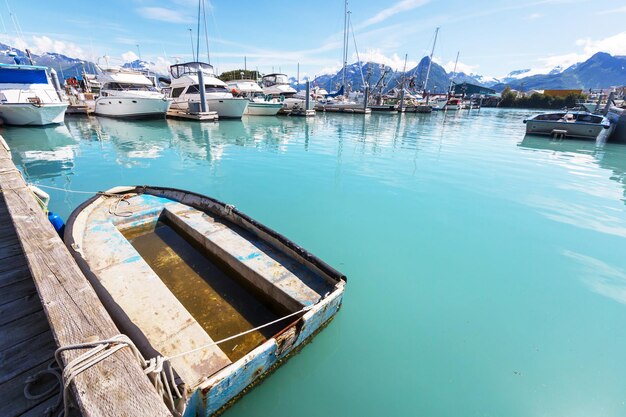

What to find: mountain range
left=311, top=52, right=626, bottom=93
left=1, top=41, right=625, bottom=93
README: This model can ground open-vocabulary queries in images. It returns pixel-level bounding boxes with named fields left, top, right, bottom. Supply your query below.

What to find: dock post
left=49, top=68, right=64, bottom=101
left=363, top=86, right=370, bottom=111
left=305, top=80, right=310, bottom=111
left=197, top=69, right=208, bottom=112
left=399, top=88, right=405, bottom=113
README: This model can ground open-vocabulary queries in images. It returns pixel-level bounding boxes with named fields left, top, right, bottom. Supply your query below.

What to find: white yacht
left=0, top=63, right=68, bottom=126
left=94, top=68, right=171, bottom=118
left=226, top=79, right=283, bottom=116
left=261, top=73, right=306, bottom=113
left=524, top=111, right=612, bottom=140
left=169, top=62, right=248, bottom=119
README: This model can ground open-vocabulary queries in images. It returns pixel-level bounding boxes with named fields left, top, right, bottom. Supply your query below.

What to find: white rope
left=165, top=304, right=313, bottom=361
left=29, top=305, right=313, bottom=416
left=28, top=183, right=119, bottom=197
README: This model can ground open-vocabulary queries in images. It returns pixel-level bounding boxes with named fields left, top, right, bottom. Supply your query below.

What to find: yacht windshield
left=103, top=83, right=157, bottom=92
left=170, top=62, right=215, bottom=79
left=262, top=74, right=289, bottom=87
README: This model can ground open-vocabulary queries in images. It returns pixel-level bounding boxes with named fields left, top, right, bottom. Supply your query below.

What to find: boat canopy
left=0, top=64, right=49, bottom=84
left=262, top=73, right=289, bottom=87
left=170, top=62, right=215, bottom=79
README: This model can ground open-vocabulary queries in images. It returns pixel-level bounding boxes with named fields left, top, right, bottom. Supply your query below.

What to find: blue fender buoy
left=48, top=211, right=65, bottom=237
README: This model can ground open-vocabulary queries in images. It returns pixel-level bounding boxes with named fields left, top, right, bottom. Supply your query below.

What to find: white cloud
left=526, top=12, right=543, bottom=20
left=596, top=6, right=626, bottom=15
left=150, top=57, right=174, bottom=75
left=357, top=0, right=430, bottom=29
left=576, top=31, right=626, bottom=56
left=442, top=60, right=479, bottom=74
left=121, top=51, right=139, bottom=62
left=356, top=49, right=416, bottom=71
left=0, top=34, right=87, bottom=60
left=137, top=7, right=193, bottom=23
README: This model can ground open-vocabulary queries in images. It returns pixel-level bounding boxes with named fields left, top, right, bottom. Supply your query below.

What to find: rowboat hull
left=65, top=186, right=345, bottom=417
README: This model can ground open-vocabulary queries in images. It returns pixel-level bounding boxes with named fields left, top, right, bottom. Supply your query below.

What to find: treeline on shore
left=498, top=87, right=587, bottom=109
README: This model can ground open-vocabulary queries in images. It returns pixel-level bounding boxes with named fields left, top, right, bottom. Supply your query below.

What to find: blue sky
left=1, top=0, right=626, bottom=79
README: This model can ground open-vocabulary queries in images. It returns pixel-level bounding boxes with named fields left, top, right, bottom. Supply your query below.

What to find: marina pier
left=0, top=137, right=170, bottom=417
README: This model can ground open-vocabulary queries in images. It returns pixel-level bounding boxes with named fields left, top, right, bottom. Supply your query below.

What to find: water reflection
left=519, top=135, right=626, bottom=202
left=2, top=124, right=76, bottom=180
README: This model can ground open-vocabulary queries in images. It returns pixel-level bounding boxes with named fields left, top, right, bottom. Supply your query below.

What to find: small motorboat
left=523, top=110, right=612, bottom=140
left=65, top=186, right=346, bottom=416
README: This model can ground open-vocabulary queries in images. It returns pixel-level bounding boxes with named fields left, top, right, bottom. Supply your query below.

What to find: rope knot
left=144, top=356, right=165, bottom=375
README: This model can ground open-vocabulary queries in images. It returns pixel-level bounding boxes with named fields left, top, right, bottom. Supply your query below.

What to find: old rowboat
left=64, top=186, right=346, bottom=416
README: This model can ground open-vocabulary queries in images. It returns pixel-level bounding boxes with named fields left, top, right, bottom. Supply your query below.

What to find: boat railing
left=14, top=87, right=59, bottom=105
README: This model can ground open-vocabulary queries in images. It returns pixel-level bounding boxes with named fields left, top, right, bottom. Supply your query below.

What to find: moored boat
left=0, top=62, right=68, bottom=125
left=169, top=62, right=248, bottom=119
left=523, top=110, right=612, bottom=140
left=226, top=79, right=284, bottom=116
left=94, top=68, right=172, bottom=118
left=64, top=186, right=346, bottom=417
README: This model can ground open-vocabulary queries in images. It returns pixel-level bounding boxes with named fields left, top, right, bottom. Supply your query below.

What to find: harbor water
left=4, top=109, right=626, bottom=417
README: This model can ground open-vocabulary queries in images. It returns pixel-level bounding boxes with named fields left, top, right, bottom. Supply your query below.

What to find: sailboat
left=315, top=0, right=370, bottom=114
left=168, top=0, right=248, bottom=119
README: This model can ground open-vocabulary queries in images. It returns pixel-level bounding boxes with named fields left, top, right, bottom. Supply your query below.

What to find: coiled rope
left=26, top=304, right=313, bottom=417
left=28, top=183, right=134, bottom=217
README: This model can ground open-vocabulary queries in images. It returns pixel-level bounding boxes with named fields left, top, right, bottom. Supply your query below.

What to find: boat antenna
left=448, top=50, right=459, bottom=96
left=423, top=27, right=439, bottom=100
left=196, top=0, right=201, bottom=62
left=5, top=0, right=24, bottom=51
left=341, top=0, right=348, bottom=96
left=188, top=28, right=195, bottom=61
left=202, top=0, right=210, bottom=64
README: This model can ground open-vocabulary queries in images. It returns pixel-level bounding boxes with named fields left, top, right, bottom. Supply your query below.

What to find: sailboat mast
left=341, top=0, right=348, bottom=95
left=423, top=27, right=439, bottom=97
left=449, top=50, right=459, bottom=95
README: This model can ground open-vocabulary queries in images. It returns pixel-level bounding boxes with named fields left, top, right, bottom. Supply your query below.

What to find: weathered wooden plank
left=0, top=138, right=171, bottom=417
left=18, top=395, right=60, bottom=417
left=0, top=242, right=23, bottom=260
left=0, top=264, right=31, bottom=288
left=0, top=356, right=57, bottom=417
left=0, top=330, right=56, bottom=385
left=0, top=309, right=50, bottom=351
left=0, top=277, right=37, bottom=307
left=0, top=253, right=27, bottom=274
left=0, top=290, right=42, bottom=326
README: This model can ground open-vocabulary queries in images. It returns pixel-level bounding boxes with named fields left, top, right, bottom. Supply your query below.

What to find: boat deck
left=0, top=191, right=60, bottom=417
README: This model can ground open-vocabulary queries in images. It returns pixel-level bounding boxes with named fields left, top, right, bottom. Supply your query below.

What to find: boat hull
left=94, top=97, right=171, bottom=118
left=244, top=102, right=282, bottom=116
left=524, top=120, right=608, bottom=139
left=0, top=103, right=68, bottom=126
left=64, top=186, right=346, bottom=417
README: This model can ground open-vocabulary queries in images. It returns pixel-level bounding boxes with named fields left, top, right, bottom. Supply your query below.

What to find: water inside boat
left=123, top=219, right=289, bottom=362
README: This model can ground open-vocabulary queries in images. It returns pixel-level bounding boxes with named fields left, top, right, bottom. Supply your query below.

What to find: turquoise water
left=4, top=109, right=626, bottom=417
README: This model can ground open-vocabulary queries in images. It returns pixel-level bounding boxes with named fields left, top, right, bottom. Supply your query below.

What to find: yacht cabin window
left=103, top=82, right=157, bottom=92
left=171, top=87, right=185, bottom=98
left=185, top=84, right=230, bottom=94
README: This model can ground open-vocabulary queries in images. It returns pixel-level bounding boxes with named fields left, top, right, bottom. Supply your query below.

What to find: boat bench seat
left=82, top=205, right=232, bottom=389
left=163, top=203, right=335, bottom=312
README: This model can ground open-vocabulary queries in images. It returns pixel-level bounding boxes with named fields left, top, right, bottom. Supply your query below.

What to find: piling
left=198, top=69, right=208, bottom=113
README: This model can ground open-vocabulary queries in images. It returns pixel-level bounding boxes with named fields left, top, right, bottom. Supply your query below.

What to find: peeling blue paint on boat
left=237, top=252, right=261, bottom=261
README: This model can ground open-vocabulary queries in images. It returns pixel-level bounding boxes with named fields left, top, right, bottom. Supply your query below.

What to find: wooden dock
left=0, top=137, right=171, bottom=417
left=166, top=108, right=219, bottom=121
